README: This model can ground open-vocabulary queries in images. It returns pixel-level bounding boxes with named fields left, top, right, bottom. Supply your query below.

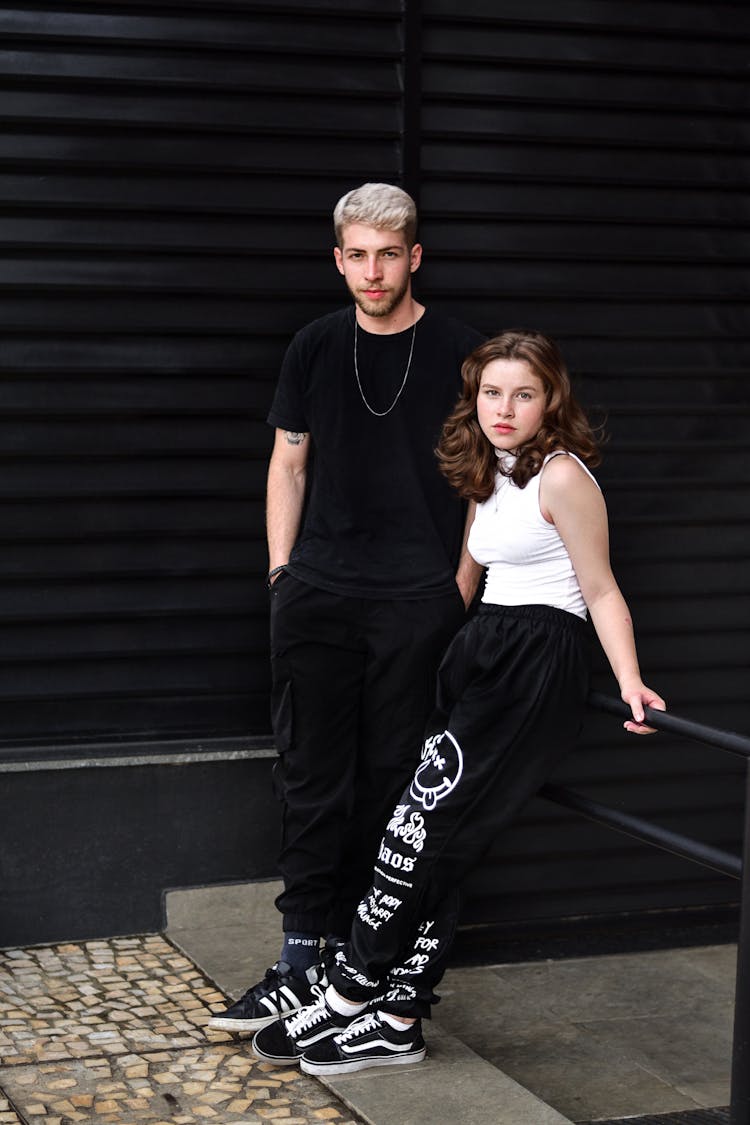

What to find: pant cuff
left=378, top=997, right=434, bottom=1020
left=281, top=912, right=328, bottom=935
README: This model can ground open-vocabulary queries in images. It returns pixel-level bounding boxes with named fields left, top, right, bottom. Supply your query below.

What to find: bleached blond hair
left=333, top=183, right=418, bottom=248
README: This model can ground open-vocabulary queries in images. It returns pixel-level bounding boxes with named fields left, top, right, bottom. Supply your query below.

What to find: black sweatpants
left=269, top=571, right=465, bottom=937
left=329, top=603, right=591, bottom=1017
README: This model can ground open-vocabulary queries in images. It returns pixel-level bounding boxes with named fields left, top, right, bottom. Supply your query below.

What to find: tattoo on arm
left=285, top=431, right=307, bottom=446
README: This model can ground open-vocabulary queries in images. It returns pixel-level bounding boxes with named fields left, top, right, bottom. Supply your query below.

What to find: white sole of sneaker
left=208, top=1010, right=299, bottom=1033
left=300, top=1047, right=426, bottom=1075
left=252, top=1046, right=300, bottom=1065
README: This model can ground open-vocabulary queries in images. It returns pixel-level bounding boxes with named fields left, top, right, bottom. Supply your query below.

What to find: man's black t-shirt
left=267, top=306, right=484, bottom=598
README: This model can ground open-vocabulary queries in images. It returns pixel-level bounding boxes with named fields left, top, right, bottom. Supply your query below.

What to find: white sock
left=378, top=1009, right=416, bottom=1030
left=324, top=985, right=367, bottom=1018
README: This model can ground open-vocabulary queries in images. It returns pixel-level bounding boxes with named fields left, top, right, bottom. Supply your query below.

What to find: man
left=209, top=183, right=484, bottom=1035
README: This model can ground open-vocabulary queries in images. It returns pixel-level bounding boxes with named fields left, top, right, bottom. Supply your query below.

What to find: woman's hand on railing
left=620, top=681, right=667, bottom=735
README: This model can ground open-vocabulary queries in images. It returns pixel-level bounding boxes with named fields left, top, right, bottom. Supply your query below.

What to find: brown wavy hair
left=437, top=330, right=602, bottom=502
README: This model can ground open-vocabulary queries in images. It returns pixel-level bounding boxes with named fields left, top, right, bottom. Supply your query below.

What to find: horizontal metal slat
left=0, top=86, right=403, bottom=133
left=0, top=7, right=402, bottom=54
left=421, top=59, right=748, bottom=112
left=422, top=21, right=750, bottom=76
left=0, top=46, right=400, bottom=94
left=423, top=0, right=747, bottom=39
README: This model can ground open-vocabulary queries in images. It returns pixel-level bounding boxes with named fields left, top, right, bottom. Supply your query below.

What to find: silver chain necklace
left=353, top=315, right=417, bottom=417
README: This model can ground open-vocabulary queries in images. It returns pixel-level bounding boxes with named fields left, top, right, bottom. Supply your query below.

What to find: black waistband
left=477, top=602, right=588, bottom=635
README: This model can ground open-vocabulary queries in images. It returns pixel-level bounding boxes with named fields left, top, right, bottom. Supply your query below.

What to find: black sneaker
left=300, top=1010, right=426, bottom=1074
left=207, top=961, right=325, bottom=1034
left=252, top=995, right=357, bottom=1064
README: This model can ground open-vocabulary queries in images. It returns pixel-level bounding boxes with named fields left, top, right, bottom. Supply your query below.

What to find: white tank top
left=467, top=451, right=600, bottom=620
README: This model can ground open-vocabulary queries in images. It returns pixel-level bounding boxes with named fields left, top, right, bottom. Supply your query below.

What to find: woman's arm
left=456, top=501, right=484, bottom=608
left=540, top=456, right=666, bottom=734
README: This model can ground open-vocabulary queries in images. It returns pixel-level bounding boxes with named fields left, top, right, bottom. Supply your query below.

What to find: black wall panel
left=0, top=0, right=403, bottom=749
left=0, top=0, right=748, bottom=942
left=414, top=0, right=750, bottom=927
left=0, top=756, right=281, bottom=947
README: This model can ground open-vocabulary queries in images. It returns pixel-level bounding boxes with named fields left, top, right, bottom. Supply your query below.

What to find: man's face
left=334, top=223, right=422, bottom=319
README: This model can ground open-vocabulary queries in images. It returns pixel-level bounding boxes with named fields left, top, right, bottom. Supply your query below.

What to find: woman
left=252, top=330, right=666, bottom=1074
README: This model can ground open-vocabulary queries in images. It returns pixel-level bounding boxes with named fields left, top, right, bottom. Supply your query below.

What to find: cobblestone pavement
left=0, top=935, right=363, bottom=1125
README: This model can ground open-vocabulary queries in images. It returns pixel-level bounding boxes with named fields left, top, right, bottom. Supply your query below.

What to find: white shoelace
left=336, top=1011, right=380, bottom=1042
left=285, top=996, right=328, bottom=1037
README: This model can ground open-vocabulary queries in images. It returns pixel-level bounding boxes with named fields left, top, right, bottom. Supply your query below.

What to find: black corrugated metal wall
left=415, top=0, right=750, bottom=926
left=0, top=0, right=748, bottom=936
left=0, top=0, right=406, bottom=749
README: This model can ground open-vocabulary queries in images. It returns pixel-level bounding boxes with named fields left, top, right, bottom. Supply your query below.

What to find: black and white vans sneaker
left=252, top=995, right=356, bottom=1064
left=300, top=1010, right=426, bottom=1074
left=207, top=961, right=325, bottom=1034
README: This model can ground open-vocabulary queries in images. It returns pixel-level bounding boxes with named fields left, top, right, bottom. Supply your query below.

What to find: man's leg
left=327, top=590, right=465, bottom=938
left=209, top=575, right=367, bottom=1034
left=271, top=576, right=368, bottom=936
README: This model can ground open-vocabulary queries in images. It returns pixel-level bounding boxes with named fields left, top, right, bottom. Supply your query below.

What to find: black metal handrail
left=539, top=693, right=750, bottom=1125
left=540, top=782, right=742, bottom=879
left=588, top=691, right=750, bottom=759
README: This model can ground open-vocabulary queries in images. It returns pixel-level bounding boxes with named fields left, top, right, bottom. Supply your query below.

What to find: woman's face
left=476, top=358, right=546, bottom=454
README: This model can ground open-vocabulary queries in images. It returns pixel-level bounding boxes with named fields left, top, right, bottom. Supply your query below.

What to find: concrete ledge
left=318, top=1022, right=574, bottom=1125
left=165, top=881, right=574, bottom=1125
left=166, top=879, right=283, bottom=997
left=165, top=881, right=734, bottom=1122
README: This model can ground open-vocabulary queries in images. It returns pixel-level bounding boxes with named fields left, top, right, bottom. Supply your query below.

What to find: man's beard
left=350, top=275, right=410, bottom=319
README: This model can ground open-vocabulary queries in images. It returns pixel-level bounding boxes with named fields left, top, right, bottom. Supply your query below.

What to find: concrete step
left=166, top=881, right=574, bottom=1124
left=165, top=881, right=733, bottom=1124
left=315, top=1022, right=574, bottom=1125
